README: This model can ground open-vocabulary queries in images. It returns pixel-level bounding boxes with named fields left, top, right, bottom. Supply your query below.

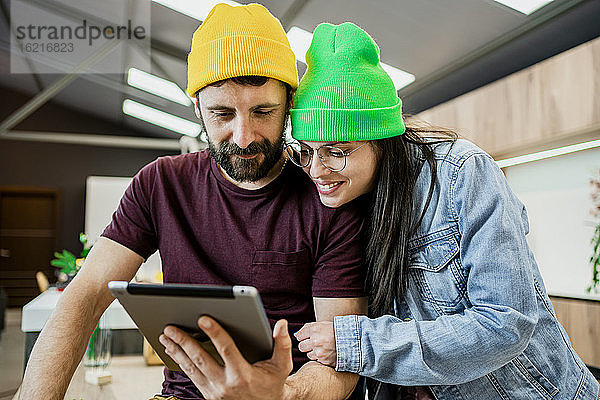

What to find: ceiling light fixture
left=380, top=64, right=416, bottom=91
left=496, top=139, right=600, bottom=168
left=122, top=99, right=201, bottom=137
left=286, top=26, right=415, bottom=90
left=127, top=67, right=191, bottom=106
left=493, top=0, right=554, bottom=15
left=286, top=26, right=313, bottom=65
left=154, top=2, right=416, bottom=90
left=152, top=0, right=240, bottom=21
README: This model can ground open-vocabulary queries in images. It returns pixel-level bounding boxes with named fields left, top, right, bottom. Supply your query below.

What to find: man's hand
left=159, top=316, right=293, bottom=400
left=295, top=321, right=337, bottom=367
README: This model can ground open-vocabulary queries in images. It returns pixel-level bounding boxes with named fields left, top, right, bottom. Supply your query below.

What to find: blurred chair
left=143, top=338, right=164, bottom=366
left=36, top=271, right=49, bottom=293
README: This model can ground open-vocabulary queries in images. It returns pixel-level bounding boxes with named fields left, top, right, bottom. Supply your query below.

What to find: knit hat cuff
left=187, top=35, right=298, bottom=96
left=291, top=98, right=405, bottom=141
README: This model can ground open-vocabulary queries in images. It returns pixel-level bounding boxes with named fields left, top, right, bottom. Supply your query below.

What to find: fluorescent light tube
left=496, top=139, right=600, bottom=168
left=152, top=0, right=240, bottom=21
left=156, top=2, right=416, bottom=90
left=380, top=63, right=416, bottom=91
left=287, top=26, right=313, bottom=64
left=128, top=68, right=191, bottom=106
left=494, top=0, right=554, bottom=15
left=287, top=26, right=415, bottom=90
left=123, top=99, right=201, bottom=137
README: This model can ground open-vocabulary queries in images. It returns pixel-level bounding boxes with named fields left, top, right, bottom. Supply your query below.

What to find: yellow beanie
left=187, top=3, right=298, bottom=97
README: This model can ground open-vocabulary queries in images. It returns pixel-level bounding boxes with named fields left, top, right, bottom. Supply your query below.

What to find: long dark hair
left=365, top=118, right=457, bottom=316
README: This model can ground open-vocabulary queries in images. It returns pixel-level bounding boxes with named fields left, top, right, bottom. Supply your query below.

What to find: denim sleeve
left=334, top=153, right=539, bottom=385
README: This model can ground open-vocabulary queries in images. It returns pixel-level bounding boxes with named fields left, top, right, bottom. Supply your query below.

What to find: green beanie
left=291, top=22, right=405, bottom=142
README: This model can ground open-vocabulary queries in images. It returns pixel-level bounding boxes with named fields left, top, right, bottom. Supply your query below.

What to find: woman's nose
left=308, top=152, right=330, bottom=178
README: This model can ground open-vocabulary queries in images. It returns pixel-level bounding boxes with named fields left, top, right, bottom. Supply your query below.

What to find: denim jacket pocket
left=489, top=352, right=558, bottom=399
left=409, top=235, right=467, bottom=314
left=513, top=352, right=558, bottom=398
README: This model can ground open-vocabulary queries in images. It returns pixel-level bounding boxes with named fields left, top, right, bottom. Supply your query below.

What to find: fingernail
left=199, top=317, right=211, bottom=329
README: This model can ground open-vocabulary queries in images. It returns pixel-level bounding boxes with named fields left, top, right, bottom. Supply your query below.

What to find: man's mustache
left=219, top=141, right=271, bottom=157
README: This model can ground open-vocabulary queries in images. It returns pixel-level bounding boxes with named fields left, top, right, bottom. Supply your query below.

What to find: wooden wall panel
left=550, top=296, right=600, bottom=369
left=415, top=36, right=600, bottom=158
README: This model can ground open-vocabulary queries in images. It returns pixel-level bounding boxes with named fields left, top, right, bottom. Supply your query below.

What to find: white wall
left=84, top=176, right=161, bottom=281
left=504, top=147, right=600, bottom=300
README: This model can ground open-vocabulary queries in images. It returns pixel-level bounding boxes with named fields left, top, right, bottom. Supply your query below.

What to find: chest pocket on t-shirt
left=251, top=248, right=312, bottom=310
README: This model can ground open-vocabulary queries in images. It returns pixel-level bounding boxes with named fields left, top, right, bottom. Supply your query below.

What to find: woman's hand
left=294, top=321, right=337, bottom=367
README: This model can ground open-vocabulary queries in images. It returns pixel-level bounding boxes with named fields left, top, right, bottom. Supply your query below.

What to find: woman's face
left=300, top=140, right=379, bottom=208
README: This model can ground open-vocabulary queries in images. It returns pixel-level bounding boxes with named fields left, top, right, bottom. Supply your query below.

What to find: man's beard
left=208, top=134, right=285, bottom=183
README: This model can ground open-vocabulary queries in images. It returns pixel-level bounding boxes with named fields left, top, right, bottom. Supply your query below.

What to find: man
left=19, top=3, right=367, bottom=399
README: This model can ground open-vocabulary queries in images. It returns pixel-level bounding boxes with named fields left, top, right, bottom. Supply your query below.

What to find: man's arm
left=19, top=237, right=143, bottom=400
left=284, top=296, right=368, bottom=400
left=160, top=297, right=368, bottom=400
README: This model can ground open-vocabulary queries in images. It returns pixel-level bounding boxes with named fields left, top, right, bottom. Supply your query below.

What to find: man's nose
left=232, top=117, right=257, bottom=149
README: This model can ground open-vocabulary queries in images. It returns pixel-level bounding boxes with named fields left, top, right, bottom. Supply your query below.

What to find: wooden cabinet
left=415, top=36, right=600, bottom=158
left=0, top=187, right=59, bottom=307
left=550, top=296, right=600, bottom=369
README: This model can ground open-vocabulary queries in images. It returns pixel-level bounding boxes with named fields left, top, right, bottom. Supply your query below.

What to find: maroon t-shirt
left=102, top=150, right=366, bottom=399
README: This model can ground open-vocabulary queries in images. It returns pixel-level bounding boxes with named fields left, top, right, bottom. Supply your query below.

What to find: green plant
left=50, top=233, right=91, bottom=279
left=86, top=324, right=100, bottom=361
left=50, top=249, right=78, bottom=276
left=587, top=224, right=600, bottom=294
left=587, top=170, right=600, bottom=294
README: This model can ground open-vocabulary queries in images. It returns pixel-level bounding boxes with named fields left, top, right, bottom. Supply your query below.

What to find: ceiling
left=0, top=0, right=598, bottom=143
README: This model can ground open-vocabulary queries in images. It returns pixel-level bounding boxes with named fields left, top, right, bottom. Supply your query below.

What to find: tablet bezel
left=108, top=281, right=273, bottom=371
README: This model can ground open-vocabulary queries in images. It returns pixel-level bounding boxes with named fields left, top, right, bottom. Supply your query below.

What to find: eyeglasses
left=285, top=141, right=369, bottom=172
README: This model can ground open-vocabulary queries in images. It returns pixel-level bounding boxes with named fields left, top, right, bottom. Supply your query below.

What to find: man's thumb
left=271, top=319, right=293, bottom=374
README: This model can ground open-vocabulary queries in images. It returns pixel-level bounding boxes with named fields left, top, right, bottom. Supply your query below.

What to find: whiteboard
left=85, top=176, right=161, bottom=281
left=504, top=147, right=600, bottom=301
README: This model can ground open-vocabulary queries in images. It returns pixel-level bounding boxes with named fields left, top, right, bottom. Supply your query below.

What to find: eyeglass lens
left=286, top=142, right=347, bottom=172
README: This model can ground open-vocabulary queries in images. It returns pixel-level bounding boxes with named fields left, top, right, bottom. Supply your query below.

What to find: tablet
left=108, top=281, right=273, bottom=371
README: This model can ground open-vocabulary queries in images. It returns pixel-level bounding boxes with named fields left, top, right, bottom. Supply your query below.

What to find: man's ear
left=194, top=98, right=201, bottom=119
left=194, top=94, right=207, bottom=134
left=286, top=89, right=296, bottom=114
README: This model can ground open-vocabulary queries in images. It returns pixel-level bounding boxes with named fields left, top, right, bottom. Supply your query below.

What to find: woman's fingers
left=297, top=337, right=314, bottom=352
left=294, top=323, right=312, bottom=342
left=294, top=321, right=337, bottom=367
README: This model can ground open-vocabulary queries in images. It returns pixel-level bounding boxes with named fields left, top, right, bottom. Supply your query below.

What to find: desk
left=12, top=355, right=164, bottom=400
left=21, top=288, right=142, bottom=368
left=21, top=288, right=136, bottom=332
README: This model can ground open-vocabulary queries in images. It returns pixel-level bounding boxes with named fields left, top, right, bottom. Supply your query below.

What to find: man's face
left=196, top=79, right=288, bottom=184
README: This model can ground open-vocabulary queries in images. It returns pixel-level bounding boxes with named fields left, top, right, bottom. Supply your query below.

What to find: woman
left=288, top=22, right=599, bottom=399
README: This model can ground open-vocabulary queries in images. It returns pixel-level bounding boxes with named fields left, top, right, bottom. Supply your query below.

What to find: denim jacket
left=334, top=140, right=599, bottom=399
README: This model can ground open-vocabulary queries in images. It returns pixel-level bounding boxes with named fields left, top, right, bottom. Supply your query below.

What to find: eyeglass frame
left=285, top=141, right=369, bottom=172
